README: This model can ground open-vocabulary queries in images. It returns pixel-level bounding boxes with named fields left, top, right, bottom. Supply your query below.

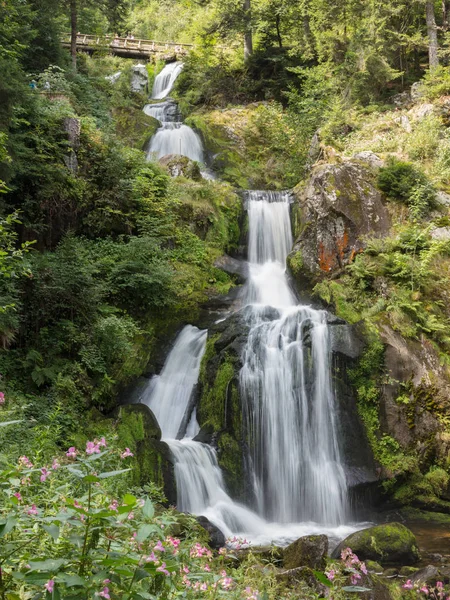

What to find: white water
left=147, top=123, right=204, bottom=163
left=151, top=62, right=183, bottom=100
left=240, top=191, right=348, bottom=526
left=143, top=325, right=206, bottom=439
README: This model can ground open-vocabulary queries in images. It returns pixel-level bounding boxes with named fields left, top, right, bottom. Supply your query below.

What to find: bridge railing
left=62, top=33, right=194, bottom=54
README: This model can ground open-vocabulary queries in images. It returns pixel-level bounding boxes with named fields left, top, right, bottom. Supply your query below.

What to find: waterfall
left=145, top=63, right=205, bottom=164
left=147, top=123, right=204, bottom=163
left=240, top=191, right=348, bottom=525
left=151, top=62, right=183, bottom=100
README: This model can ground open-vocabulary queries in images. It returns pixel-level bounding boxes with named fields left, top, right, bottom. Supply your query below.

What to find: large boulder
left=283, top=534, right=328, bottom=570
left=159, top=154, right=202, bottom=180
left=195, top=516, right=226, bottom=550
left=332, top=523, right=420, bottom=565
left=131, top=63, right=148, bottom=93
left=289, top=161, right=390, bottom=286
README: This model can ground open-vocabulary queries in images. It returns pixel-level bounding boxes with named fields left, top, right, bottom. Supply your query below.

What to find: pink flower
left=221, top=577, right=233, bottom=590
left=182, top=566, right=189, bottom=574
left=145, top=552, right=158, bottom=563
left=98, top=437, right=107, bottom=447
left=167, top=536, right=180, bottom=548
left=204, top=564, right=211, bottom=572
left=18, top=455, right=33, bottom=469
left=44, top=580, right=55, bottom=593
left=325, top=569, right=336, bottom=581
left=127, top=511, right=134, bottom=520
left=13, top=492, right=22, bottom=502
left=98, top=587, right=110, bottom=599
left=360, top=562, right=368, bottom=575
left=40, top=468, right=49, bottom=482
left=0, top=392, right=5, bottom=405
left=156, top=562, right=170, bottom=576
left=244, top=588, right=259, bottom=600
left=51, top=459, right=60, bottom=470
left=86, top=441, right=100, bottom=455
left=74, top=500, right=82, bottom=509
left=103, top=579, right=110, bottom=585
left=109, top=500, right=119, bottom=511
left=26, top=504, right=38, bottom=516
left=218, top=547, right=227, bottom=555
left=437, top=583, right=444, bottom=590
left=182, top=575, right=191, bottom=587
left=21, top=476, right=31, bottom=486
left=200, top=583, right=208, bottom=591
left=66, top=447, right=77, bottom=459
left=350, top=573, right=361, bottom=585
left=120, top=448, right=133, bottom=458
left=154, top=540, right=165, bottom=552
left=420, top=586, right=429, bottom=595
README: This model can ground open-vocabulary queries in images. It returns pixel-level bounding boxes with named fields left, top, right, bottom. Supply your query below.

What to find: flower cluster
left=340, top=547, right=368, bottom=585
left=403, top=579, right=450, bottom=598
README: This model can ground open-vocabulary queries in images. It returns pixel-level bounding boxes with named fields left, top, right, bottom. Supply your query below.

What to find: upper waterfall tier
left=151, top=62, right=183, bottom=99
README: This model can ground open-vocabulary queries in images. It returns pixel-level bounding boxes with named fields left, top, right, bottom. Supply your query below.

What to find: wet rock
left=158, top=154, right=202, bottom=180
left=332, top=522, right=420, bottom=565
left=283, top=534, right=328, bottom=570
left=131, top=63, right=148, bottom=93
left=383, top=568, right=398, bottom=577
left=367, top=560, right=384, bottom=573
left=410, top=564, right=450, bottom=585
left=329, top=324, right=365, bottom=359
left=291, top=161, right=390, bottom=286
left=214, top=254, right=249, bottom=282
left=196, top=516, right=226, bottom=549
left=399, top=566, right=420, bottom=577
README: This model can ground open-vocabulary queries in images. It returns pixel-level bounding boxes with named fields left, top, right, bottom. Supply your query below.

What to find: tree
left=243, top=0, right=253, bottom=60
left=425, top=0, right=440, bottom=68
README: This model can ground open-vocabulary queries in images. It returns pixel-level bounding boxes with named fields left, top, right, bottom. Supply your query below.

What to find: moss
left=198, top=355, right=235, bottom=431
left=287, top=250, right=304, bottom=277
left=217, top=432, right=243, bottom=498
left=335, top=522, right=420, bottom=565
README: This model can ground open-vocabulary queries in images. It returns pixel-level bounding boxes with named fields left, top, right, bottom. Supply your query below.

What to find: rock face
left=290, top=161, right=390, bottom=285
left=131, top=63, right=148, bottom=93
left=116, top=404, right=176, bottom=504
left=195, top=516, right=226, bottom=549
left=283, top=534, right=328, bottom=570
left=332, top=523, right=420, bottom=565
left=159, top=154, right=202, bottom=180
left=63, top=117, right=81, bottom=174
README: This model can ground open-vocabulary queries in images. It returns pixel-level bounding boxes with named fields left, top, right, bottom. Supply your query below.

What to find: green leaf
left=97, top=468, right=131, bottom=479
left=123, top=493, right=137, bottom=506
left=43, top=524, right=60, bottom=541
left=67, top=466, right=85, bottom=478
left=142, top=498, right=154, bottom=519
left=83, top=474, right=100, bottom=483
left=28, top=558, right=67, bottom=572
left=57, top=574, right=86, bottom=588
left=312, top=571, right=332, bottom=588
left=0, top=420, right=23, bottom=427
left=0, top=517, right=17, bottom=537
left=342, top=586, right=372, bottom=592
left=136, top=524, right=153, bottom=543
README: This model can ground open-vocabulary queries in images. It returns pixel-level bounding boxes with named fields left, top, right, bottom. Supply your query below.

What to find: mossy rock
left=283, top=534, right=328, bottom=570
left=115, top=403, right=176, bottom=503
left=332, top=523, right=420, bottom=565
left=159, top=154, right=202, bottom=180
left=366, top=560, right=384, bottom=572
left=399, top=566, right=419, bottom=577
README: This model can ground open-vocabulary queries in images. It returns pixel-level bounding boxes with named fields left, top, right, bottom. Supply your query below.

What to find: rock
left=410, top=565, right=439, bottom=585
left=277, top=566, right=329, bottom=596
left=399, top=566, right=419, bottom=577
left=383, top=568, right=398, bottom=577
left=307, top=130, right=322, bottom=168
left=131, top=63, right=148, bottom=93
left=195, top=516, right=226, bottom=549
left=283, top=534, right=328, bottom=570
left=436, top=191, right=450, bottom=207
left=396, top=114, right=412, bottom=133
left=214, top=255, right=249, bottom=282
left=411, top=82, right=425, bottom=102
left=409, top=103, right=436, bottom=121
left=105, top=71, right=122, bottom=84
left=158, top=154, right=202, bottom=180
left=353, top=151, right=384, bottom=170
left=392, top=91, right=412, bottom=108
left=332, top=523, right=420, bottom=565
left=291, top=161, right=390, bottom=284
left=431, top=227, right=450, bottom=241
left=367, top=560, right=384, bottom=573
left=63, top=117, right=81, bottom=174
left=329, top=324, right=365, bottom=359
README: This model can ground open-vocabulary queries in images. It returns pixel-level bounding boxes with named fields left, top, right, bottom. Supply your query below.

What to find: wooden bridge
left=62, top=34, right=194, bottom=60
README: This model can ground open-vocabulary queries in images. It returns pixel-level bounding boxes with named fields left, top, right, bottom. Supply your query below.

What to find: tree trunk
left=426, top=0, right=439, bottom=69
left=243, top=0, right=253, bottom=61
left=70, top=0, right=78, bottom=70
left=443, top=0, right=449, bottom=30
left=275, top=14, right=283, bottom=48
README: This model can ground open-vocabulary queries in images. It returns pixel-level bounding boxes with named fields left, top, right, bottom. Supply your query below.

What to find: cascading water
left=144, top=62, right=205, bottom=164
left=151, top=62, right=184, bottom=100
left=240, top=191, right=348, bottom=525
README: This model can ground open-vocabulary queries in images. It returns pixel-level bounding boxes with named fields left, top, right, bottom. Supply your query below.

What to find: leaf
left=57, top=574, right=86, bottom=588
left=0, top=420, right=23, bottom=427
left=43, top=524, right=60, bottom=541
left=136, top=524, right=153, bottom=543
left=28, top=558, right=67, bottom=571
left=123, top=493, right=137, bottom=506
left=82, top=474, right=100, bottom=483
left=342, top=586, right=372, bottom=592
left=0, top=517, right=17, bottom=537
left=142, top=498, right=154, bottom=519
left=312, top=571, right=332, bottom=588
left=134, top=568, right=152, bottom=583
left=97, top=468, right=131, bottom=479
left=67, top=466, right=85, bottom=478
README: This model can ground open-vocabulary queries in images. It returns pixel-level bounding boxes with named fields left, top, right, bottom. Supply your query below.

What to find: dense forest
left=3, top=0, right=450, bottom=598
